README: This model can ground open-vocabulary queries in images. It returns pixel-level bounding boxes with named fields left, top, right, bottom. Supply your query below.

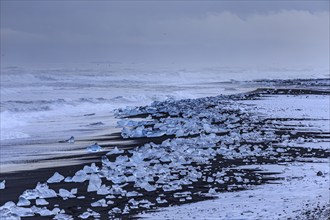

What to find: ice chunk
left=0, top=180, right=5, bottom=189
left=47, top=172, right=64, bottom=183
left=83, top=163, right=100, bottom=174
left=126, top=191, right=139, bottom=197
left=97, top=185, right=111, bottom=195
left=91, top=199, right=107, bottom=207
left=64, top=177, right=73, bottom=182
left=0, top=201, right=34, bottom=217
left=36, top=183, right=57, bottom=198
left=140, top=182, right=156, bottom=192
left=59, top=136, right=74, bottom=144
left=66, top=136, right=75, bottom=143
left=87, top=174, right=102, bottom=192
left=35, top=207, right=54, bottom=216
left=17, top=196, right=31, bottom=207
left=58, top=189, right=76, bottom=199
left=208, top=188, right=217, bottom=195
left=72, top=170, right=89, bottom=183
left=109, top=175, right=127, bottom=184
left=79, top=209, right=100, bottom=219
left=207, top=177, right=214, bottom=183
left=107, top=200, right=114, bottom=205
left=31, top=206, right=54, bottom=216
left=21, top=189, right=38, bottom=200
left=0, top=209, right=20, bottom=220
left=36, top=198, right=49, bottom=206
left=123, top=205, right=130, bottom=214
left=79, top=211, right=91, bottom=219
left=106, top=147, right=124, bottom=155
left=146, top=130, right=166, bottom=137
left=87, top=143, right=102, bottom=152
left=156, top=197, right=168, bottom=204
left=117, top=119, right=139, bottom=127
left=53, top=213, right=74, bottom=220
left=109, top=185, right=127, bottom=196
left=71, top=188, right=77, bottom=195
left=22, top=183, right=57, bottom=199
left=110, top=207, right=121, bottom=214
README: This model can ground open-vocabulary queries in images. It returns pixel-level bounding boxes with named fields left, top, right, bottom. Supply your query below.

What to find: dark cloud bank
left=1, top=1, right=329, bottom=70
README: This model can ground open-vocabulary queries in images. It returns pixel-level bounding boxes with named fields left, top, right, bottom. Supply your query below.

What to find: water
left=0, top=63, right=327, bottom=167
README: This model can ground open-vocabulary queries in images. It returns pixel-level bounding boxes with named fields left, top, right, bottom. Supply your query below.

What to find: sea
left=0, top=63, right=327, bottom=166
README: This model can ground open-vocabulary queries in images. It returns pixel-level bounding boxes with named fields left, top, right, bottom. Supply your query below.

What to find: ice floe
left=0, top=180, right=5, bottom=190
left=47, top=172, right=65, bottom=183
left=87, top=143, right=102, bottom=152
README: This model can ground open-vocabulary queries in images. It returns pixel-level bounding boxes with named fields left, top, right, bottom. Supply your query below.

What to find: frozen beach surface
left=140, top=162, right=329, bottom=220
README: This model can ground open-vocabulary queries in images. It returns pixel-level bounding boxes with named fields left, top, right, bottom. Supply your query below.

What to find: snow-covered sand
left=139, top=94, right=330, bottom=219
left=140, top=162, right=329, bottom=220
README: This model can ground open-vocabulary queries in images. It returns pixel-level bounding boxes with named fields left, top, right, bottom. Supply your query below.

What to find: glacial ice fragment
left=156, top=197, right=168, bottom=204
left=83, top=163, right=100, bottom=174
left=87, top=143, right=102, bottom=152
left=106, top=147, right=124, bottom=155
left=79, top=209, right=100, bottom=219
left=91, top=199, right=107, bottom=207
left=33, top=206, right=54, bottom=216
left=126, top=191, right=139, bottom=197
left=59, top=189, right=76, bottom=199
left=97, top=184, right=111, bottom=195
left=87, top=174, right=102, bottom=192
left=146, top=130, right=166, bottom=137
left=53, top=213, right=74, bottom=220
left=17, top=196, right=31, bottom=207
left=47, top=172, right=64, bottom=183
left=72, top=170, right=89, bottom=183
left=66, top=136, right=75, bottom=143
left=36, top=198, right=49, bottom=206
left=0, top=180, right=5, bottom=189
left=110, top=207, right=121, bottom=214
left=24, top=183, right=57, bottom=199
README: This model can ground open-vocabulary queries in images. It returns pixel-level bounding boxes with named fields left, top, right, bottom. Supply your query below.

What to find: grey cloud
left=1, top=1, right=329, bottom=69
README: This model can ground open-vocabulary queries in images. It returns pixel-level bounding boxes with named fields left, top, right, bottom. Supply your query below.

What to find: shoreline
left=0, top=80, right=329, bottom=219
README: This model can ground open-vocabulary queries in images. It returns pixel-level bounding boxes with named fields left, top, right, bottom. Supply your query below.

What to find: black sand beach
left=1, top=81, right=329, bottom=219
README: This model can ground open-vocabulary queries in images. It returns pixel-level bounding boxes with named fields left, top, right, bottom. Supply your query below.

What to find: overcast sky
left=1, top=1, right=329, bottom=69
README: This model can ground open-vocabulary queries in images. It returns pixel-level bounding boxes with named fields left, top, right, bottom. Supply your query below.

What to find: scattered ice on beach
left=47, top=172, right=65, bottom=183
left=87, top=143, right=102, bottom=152
left=0, top=180, right=5, bottom=189
left=87, top=174, right=102, bottom=192
left=2, top=86, right=329, bottom=219
left=0, top=201, right=34, bottom=218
